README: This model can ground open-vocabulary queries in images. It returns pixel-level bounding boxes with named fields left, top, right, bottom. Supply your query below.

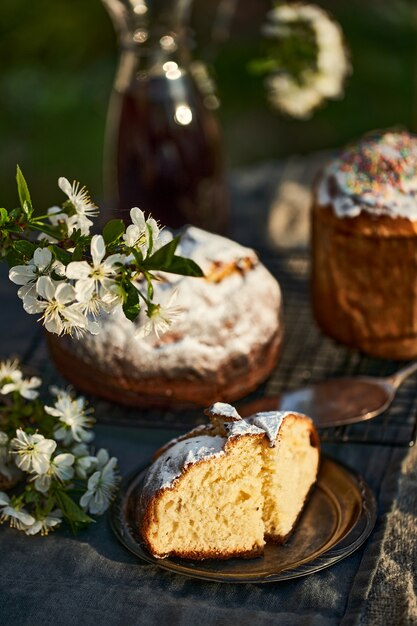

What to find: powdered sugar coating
left=226, top=420, right=265, bottom=438
left=67, top=227, right=281, bottom=382
left=141, top=435, right=226, bottom=508
left=207, top=402, right=241, bottom=421
left=318, top=131, right=417, bottom=220
left=250, top=411, right=293, bottom=446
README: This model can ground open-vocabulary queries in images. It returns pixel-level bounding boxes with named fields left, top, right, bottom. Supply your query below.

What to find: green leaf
left=0, top=208, right=9, bottom=226
left=122, top=281, right=140, bottom=322
left=30, top=222, right=59, bottom=239
left=55, top=490, right=94, bottom=524
left=14, top=240, right=36, bottom=258
left=103, top=219, right=125, bottom=246
left=144, top=236, right=204, bottom=276
left=162, top=256, right=204, bottom=277
left=72, top=242, right=84, bottom=262
left=9, top=208, right=22, bottom=221
left=52, top=246, right=73, bottom=265
left=16, top=166, right=33, bottom=218
left=144, top=236, right=180, bottom=269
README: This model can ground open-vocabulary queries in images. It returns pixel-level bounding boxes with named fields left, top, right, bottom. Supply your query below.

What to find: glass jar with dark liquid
left=102, top=0, right=228, bottom=233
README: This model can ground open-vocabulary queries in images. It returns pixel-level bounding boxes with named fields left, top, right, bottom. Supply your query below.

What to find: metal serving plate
left=110, top=456, right=377, bottom=583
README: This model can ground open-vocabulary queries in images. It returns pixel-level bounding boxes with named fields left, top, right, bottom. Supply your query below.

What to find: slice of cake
left=138, top=403, right=320, bottom=560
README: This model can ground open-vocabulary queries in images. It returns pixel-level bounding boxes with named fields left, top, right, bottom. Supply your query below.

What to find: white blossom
left=99, top=282, right=126, bottom=313
left=33, top=453, right=75, bottom=494
left=123, top=207, right=163, bottom=257
left=58, top=177, right=98, bottom=236
left=80, top=457, right=118, bottom=515
left=74, top=455, right=97, bottom=480
left=1, top=375, right=42, bottom=400
left=71, top=443, right=95, bottom=479
left=24, top=509, right=63, bottom=536
left=9, top=248, right=61, bottom=290
left=94, top=449, right=110, bottom=468
left=264, top=3, right=350, bottom=119
left=66, top=235, right=124, bottom=305
left=135, top=289, right=184, bottom=339
left=0, top=492, right=35, bottom=531
left=0, top=359, right=22, bottom=383
left=45, top=389, right=94, bottom=445
left=24, top=276, right=88, bottom=336
left=10, top=429, right=56, bottom=474
left=71, top=442, right=90, bottom=457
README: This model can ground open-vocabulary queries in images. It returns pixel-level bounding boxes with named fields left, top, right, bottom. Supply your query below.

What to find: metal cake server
left=239, top=361, right=417, bottom=429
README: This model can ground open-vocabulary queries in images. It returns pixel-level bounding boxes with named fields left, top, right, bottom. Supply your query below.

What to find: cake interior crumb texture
left=140, top=413, right=319, bottom=560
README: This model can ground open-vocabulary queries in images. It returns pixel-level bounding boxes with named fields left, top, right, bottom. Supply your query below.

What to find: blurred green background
left=1, top=0, right=416, bottom=209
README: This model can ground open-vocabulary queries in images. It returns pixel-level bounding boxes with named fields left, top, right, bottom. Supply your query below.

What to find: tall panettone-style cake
left=312, top=130, right=417, bottom=359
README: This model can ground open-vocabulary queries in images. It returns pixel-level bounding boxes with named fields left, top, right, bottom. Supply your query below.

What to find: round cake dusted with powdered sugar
left=48, top=227, right=283, bottom=407
left=312, top=129, right=417, bottom=359
left=139, top=402, right=320, bottom=560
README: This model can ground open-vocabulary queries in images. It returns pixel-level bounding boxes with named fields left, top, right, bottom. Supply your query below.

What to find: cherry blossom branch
left=0, top=167, right=203, bottom=338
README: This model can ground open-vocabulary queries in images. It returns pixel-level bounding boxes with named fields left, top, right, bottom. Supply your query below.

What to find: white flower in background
left=0, top=492, right=35, bottom=531
left=33, top=453, right=75, bottom=494
left=45, top=389, right=94, bottom=445
left=58, top=177, right=98, bottom=236
left=80, top=457, right=118, bottom=515
left=123, top=207, right=163, bottom=257
left=0, top=359, right=22, bottom=383
left=24, top=509, right=62, bottom=536
left=23, top=276, right=88, bottom=337
left=1, top=375, right=42, bottom=400
left=263, top=3, right=350, bottom=119
left=135, top=289, right=184, bottom=339
left=10, top=429, right=56, bottom=474
left=66, top=235, right=124, bottom=304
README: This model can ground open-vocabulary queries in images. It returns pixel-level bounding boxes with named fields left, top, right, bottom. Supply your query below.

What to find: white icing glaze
left=68, top=227, right=281, bottom=380
left=318, top=131, right=417, bottom=220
